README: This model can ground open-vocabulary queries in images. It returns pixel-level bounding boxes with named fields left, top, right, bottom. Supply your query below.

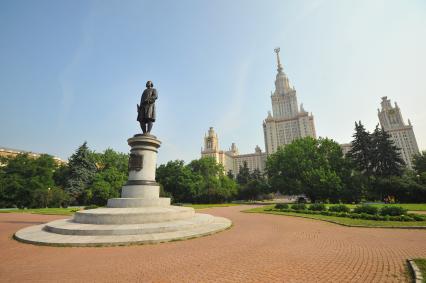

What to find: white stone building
left=378, top=96, right=420, bottom=168
left=263, top=48, right=316, bottom=155
left=201, top=127, right=267, bottom=175
left=201, top=48, right=316, bottom=175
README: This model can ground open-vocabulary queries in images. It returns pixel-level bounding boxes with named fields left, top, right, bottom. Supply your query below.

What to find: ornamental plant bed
left=270, top=206, right=425, bottom=222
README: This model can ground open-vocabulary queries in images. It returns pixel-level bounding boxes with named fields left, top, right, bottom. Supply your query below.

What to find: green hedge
left=379, top=206, right=407, bottom=216
left=353, top=205, right=379, bottom=215
left=273, top=208, right=426, bottom=222
left=291, top=203, right=306, bottom=210
left=328, top=204, right=350, bottom=213
left=308, top=203, right=326, bottom=211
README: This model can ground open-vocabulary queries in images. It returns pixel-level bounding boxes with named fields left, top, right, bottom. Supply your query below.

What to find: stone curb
left=243, top=210, right=426, bottom=229
left=407, top=259, right=424, bottom=283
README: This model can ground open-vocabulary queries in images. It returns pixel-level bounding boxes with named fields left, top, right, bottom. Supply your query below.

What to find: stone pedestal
left=14, top=134, right=231, bottom=246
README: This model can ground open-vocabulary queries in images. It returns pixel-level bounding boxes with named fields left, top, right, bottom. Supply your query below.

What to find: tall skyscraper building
left=263, top=48, right=316, bottom=155
left=378, top=96, right=420, bottom=168
left=201, top=48, right=316, bottom=175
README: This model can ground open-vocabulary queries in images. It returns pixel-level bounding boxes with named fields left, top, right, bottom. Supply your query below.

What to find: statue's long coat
left=137, top=88, right=157, bottom=122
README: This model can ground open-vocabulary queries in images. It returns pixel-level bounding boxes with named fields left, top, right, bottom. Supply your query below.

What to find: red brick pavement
left=1, top=205, right=425, bottom=282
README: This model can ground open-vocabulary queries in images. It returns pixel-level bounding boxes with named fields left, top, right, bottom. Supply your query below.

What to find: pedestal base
left=14, top=214, right=231, bottom=246
left=14, top=134, right=232, bottom=246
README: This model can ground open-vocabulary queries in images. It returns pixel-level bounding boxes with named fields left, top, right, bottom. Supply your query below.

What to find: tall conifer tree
left=371, top=125, right=405, bottom=177
left=65, top=142, right=97, bottom=204
left=347, top=121, right=374, bottom=175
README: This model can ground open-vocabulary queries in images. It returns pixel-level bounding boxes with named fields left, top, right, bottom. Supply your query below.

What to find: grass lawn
left=245, top=205, right=426, bottom=228
left=325, top=203, right=426, bottom=211
left=413, top=259, right=426, bottom=283
left=0, top=203, right=240, bottom=215
left=184, top=203, right=240, bottom=209
left=0, top=207, right=81, bottom=215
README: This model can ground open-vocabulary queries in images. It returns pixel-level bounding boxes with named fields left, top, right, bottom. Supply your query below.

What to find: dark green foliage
left=308, top=203, right=326, bottom=211
left=86, top=149, right=128, bottom=206
left=275, top=203, right=288, bottom=209
left=274, top=207, right=424, bottom=222
left=291, top=203, right=306, bottom=210
left=266, top=137, right=351, bottom=203
left=84, top=204, right=98, bottom=210
left=227, top=170, right=234, bottom=179
left=157, top=160, right=201, bottom=203
left=236, top=161, right=251, bottom=185
left=371, top=125, right=404, bottom=177
left=157, top=157, right=237, bottom=204
left=347, top=121, right=374, bottom=175
left=238, top=169, right=270, bottom=201
left=413, top=151, right=426, bottom=174
left=0, top=154, right=68, bottom=208
left=353, top=205, right=378, bottom=215
left=65, top=142, right=97, bottom=204
left=379, top=206, right=407, bottom=216
left=328, top=204, right=350, bottom=213
left=188, top=157, right=237, bottom=203
left=371, top=174, right=426, bottom=203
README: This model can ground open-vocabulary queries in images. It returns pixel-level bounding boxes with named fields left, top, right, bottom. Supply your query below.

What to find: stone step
left=14, top=215, right=232, bottom=247
left=107, top=197, right=171, bottom=208
left=73, top=206, right=195, bottom=225
left=44, top=214, right=214, bottom=236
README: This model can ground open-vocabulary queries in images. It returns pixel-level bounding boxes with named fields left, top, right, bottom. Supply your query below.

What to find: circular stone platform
left=14, top=208, right=231, bottom=247
left=14, top=134, right=232, bottom=246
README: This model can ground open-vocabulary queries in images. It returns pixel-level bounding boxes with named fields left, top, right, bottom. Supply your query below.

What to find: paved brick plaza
left=1, top=205, right=425, bottom=282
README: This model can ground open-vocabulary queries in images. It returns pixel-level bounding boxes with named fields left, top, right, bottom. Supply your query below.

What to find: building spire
left=274, top=47, right=283, bottom=73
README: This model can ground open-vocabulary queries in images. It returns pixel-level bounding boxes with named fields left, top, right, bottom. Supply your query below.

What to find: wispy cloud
left=217, top=58, right=252, bottom=135
left=57, top=8, right=95, bottom=127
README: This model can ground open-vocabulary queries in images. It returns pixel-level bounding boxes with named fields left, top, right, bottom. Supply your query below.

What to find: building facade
left=201, top=48, right=315, bottom=175
left=201, top=127, right=267, bottom=175
left=0, top=147, right=67, bottom=165
left=378, top=96, right=420, bottom=168
left=263, top=48, right=316, bottom=155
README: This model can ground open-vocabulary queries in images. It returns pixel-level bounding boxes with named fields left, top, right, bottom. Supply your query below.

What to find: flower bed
left=272, top=204, right=425, bottom=222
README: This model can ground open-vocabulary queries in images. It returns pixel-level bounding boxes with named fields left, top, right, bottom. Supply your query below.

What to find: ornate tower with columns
left=263, top=48, right=316, bottom=155
left=378, top=96, right=419, bottom=168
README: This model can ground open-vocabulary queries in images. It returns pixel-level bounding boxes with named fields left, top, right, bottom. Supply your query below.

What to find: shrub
left=409, top=214, right=426, bottom=222
left=275, top=203, right=289, bottom=210
left=379, top=206, right=407, bottom=216
left=308, top=203, right=326, bottom=211
left=291, top=203, right=306, bottom=210
left=337, top=212, right=349, bottom=218
left=353, top=205, right=378, bottom=215
left=329, top=204, right=350, bottom=213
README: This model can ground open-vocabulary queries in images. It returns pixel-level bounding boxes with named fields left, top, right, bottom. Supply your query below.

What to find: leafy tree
left=266, top=137, right=347, bottom=202
left=187, top=157, right=223, bottom=178
left=85, top=149, right=128, bottom=206
left=371, top=125, right=404, bottom=177
left=413, top=151, right=426, bottom=174
left=347, top=121, right=374, bottom=175
left=65, top=142, right=97, bottom=205
left=156, top=160, right=202, bottom=203
left=0, top=154, right=64, bottom=208
left=226, top=170, right=234, bottom=179
left=236, top=161, right=251, bottom=185
left=188, top=157, right=237, bottom=203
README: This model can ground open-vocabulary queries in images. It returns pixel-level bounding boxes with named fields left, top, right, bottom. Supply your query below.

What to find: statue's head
left=146, top=81, right=154, bottom=88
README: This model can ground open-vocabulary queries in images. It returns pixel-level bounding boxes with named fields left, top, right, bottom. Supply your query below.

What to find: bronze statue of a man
left=137, top=81, right=157, bottom=134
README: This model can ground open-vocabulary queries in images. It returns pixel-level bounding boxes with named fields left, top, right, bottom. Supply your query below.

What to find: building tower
left=378, top=96, right=420, bottom=168
left=263, top=48, right=316, bottom=154
left=201, top=127, right=220, bottom=162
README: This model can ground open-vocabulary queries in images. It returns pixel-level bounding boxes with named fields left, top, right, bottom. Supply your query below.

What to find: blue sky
left=1, top=0, right=425, bottom=164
